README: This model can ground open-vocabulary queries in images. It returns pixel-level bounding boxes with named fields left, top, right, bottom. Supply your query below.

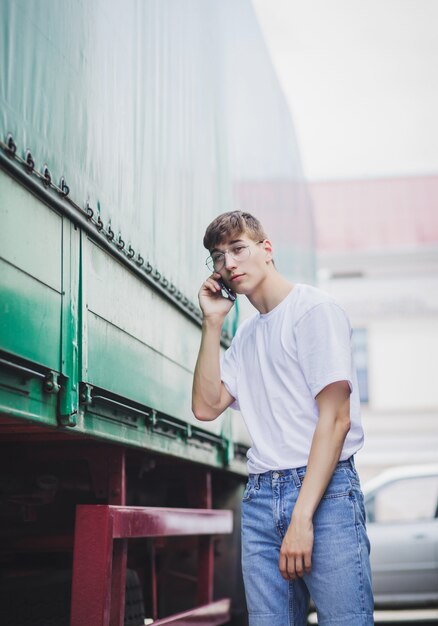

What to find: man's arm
left=192, top=317, right=235, bottom=421
left=279, top=380, right=351, bottom=580
left=192, top=273, right=236, bottom=421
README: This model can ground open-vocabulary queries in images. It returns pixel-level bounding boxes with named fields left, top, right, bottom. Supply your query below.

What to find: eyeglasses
left=205, top=240, right=264, bottom=273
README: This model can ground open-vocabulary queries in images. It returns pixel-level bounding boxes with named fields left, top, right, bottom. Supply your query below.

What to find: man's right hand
left=198, top=273, right=235, bottom=320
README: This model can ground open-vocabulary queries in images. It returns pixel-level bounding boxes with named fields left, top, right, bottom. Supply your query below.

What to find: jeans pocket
left=321, top=468, right=353, bottom=499
left=296, top=466, right=357, bottom=499
left=343, top=466, right=362, bottom=491
left=242, top=479, right=256, bottom=502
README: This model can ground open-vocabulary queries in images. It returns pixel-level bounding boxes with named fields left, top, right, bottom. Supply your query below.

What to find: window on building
left=352, top=327, right=369, bottom=403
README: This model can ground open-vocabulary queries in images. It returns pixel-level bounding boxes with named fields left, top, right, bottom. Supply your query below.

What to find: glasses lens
left=231, top=245, right=250, bottom=262
left=206, top=245, right=251, bottom=272
left=206, top=256, right=218, bottom=272
left=212, top=253, right=225, bottom=271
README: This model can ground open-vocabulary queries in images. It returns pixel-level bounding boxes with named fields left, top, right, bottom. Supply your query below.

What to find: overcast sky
left=251, top=0, right=438, bottom=181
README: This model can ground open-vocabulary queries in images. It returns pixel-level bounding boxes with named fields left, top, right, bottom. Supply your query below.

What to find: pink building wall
left=310, top=175, right=438, bottom=252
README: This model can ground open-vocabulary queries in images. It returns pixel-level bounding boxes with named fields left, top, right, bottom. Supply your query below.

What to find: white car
left=363, top=464, right=438, bottom=608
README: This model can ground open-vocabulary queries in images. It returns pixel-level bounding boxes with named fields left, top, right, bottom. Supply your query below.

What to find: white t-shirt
left=220, top=283, right=364, bottom=474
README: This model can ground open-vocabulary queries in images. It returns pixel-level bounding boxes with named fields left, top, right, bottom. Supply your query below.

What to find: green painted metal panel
left=85, top=238, right=201, bottom=370
left=0, top=361, right=238, bottom=471
left=78, top=408, right=228, bottom=470
left=0, top=170, right=63, bottom=369
left=84, top=235, right=230, bottom=439
left=0, top=169, right=235, bottom=464
left=87, top=312, right=193, bottom=422
left=0, top=261, right=61, bottom=369
left=0, top=173, right=62, bottom=291
left=0, top=365, right=58, bottom=428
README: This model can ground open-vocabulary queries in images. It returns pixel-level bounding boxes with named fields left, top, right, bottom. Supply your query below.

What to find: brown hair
left=203, top=211, right=267, bottom=251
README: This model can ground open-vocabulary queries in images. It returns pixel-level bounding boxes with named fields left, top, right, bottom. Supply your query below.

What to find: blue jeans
left=241, top=458, right=374, bottom=626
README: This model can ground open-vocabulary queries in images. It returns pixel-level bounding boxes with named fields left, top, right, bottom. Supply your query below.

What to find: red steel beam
left=71, top=506, right=114, bottom=626
left=108, top=505, right=232, bottom=538
left=198, top=535, right=214, bottom=605
left=184, top=471, right=215, bottom=605
left=108, top=449, right=127, bottom=626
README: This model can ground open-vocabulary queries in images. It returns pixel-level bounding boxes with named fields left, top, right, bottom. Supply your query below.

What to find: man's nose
left=224, top=251, right=237, bottom=270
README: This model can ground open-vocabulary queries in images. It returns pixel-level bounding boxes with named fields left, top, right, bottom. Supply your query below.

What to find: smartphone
left=218, top=279, right=236, bottom=302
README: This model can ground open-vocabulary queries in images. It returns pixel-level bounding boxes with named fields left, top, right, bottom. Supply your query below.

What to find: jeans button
left=273, top=471, right=279, bottom=479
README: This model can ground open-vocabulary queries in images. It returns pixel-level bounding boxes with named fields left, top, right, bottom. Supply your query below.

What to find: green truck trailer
left=0, top=1, right=315, bottom=624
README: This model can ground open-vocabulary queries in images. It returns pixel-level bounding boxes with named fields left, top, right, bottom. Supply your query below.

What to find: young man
left=192, top=211, right=374, bottom=626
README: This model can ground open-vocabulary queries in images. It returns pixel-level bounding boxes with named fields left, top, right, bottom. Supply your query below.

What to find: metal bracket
left=148, top=410, right=187, bottom=439
left=79, top=382, right=93, bottom=405
left=149, top=409, right=157, bottom=427
left=43, top=371, right=61, bottom=394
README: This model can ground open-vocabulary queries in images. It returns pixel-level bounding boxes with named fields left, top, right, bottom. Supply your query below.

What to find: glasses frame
left=205, top=240, right=265, bottom=273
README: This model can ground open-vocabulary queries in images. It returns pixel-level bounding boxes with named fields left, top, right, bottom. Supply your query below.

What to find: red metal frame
left=108, top=449, right=127, bottom=626
left=70, top=504, right=233, bottom=626
left=186, top=472, right=215, bottom=605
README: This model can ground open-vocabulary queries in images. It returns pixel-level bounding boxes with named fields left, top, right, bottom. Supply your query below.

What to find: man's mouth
left=230, top=273, right=245, bottom=281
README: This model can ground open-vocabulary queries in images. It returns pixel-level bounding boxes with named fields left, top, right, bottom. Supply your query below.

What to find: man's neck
left=247, top=271, right=295, bottom=315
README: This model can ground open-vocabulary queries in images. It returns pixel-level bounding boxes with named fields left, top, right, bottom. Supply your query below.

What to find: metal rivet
left=106, top=225, right=114, bottom=242
left=6, top=133, right=16, bottom=156
left=59, top=176, right=70, bottom=197
left=42, top=164, right=51, bottom=186
left=25, top=150, right=35, bottom=172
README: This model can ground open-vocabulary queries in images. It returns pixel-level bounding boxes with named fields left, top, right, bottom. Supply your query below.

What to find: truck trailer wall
left=1, top=0, right=314, bottom=464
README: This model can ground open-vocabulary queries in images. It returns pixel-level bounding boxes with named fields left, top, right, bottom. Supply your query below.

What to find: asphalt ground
left=308, top=609, right=438, bottom=625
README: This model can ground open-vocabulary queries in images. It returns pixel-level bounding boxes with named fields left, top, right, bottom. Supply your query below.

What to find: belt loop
left=254, top=473, right=260, bottom=489
left=349, top=455, right=356, bottom=471
left=291, top=468, right=301, bottom=489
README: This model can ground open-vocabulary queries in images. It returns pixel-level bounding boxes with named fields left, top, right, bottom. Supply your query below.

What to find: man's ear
left=263, top=239, right=274, bottom=263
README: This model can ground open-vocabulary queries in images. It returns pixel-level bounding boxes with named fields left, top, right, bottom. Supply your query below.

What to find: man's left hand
left=279, top=515, right=314, bottom=580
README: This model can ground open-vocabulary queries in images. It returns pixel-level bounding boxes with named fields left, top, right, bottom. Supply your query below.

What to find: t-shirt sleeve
left=295, top=302, right=354, bottom=399
left=220, top=337, right=240, bottom=411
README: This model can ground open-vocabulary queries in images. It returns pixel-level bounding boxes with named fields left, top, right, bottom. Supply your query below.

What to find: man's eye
left=232, top=246, right=246, bottom=255
left=212, top=254, right=223, bottom=262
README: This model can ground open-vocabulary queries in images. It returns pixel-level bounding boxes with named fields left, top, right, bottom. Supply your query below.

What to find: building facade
left=311, top=175, right=438, bottom=480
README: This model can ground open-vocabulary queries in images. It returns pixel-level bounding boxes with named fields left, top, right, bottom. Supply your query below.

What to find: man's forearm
left=279, top=381, right=352, bottom=580
left=192, top=317, right=224, bottom=420
left=292, top=408, right=350, bottom=521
